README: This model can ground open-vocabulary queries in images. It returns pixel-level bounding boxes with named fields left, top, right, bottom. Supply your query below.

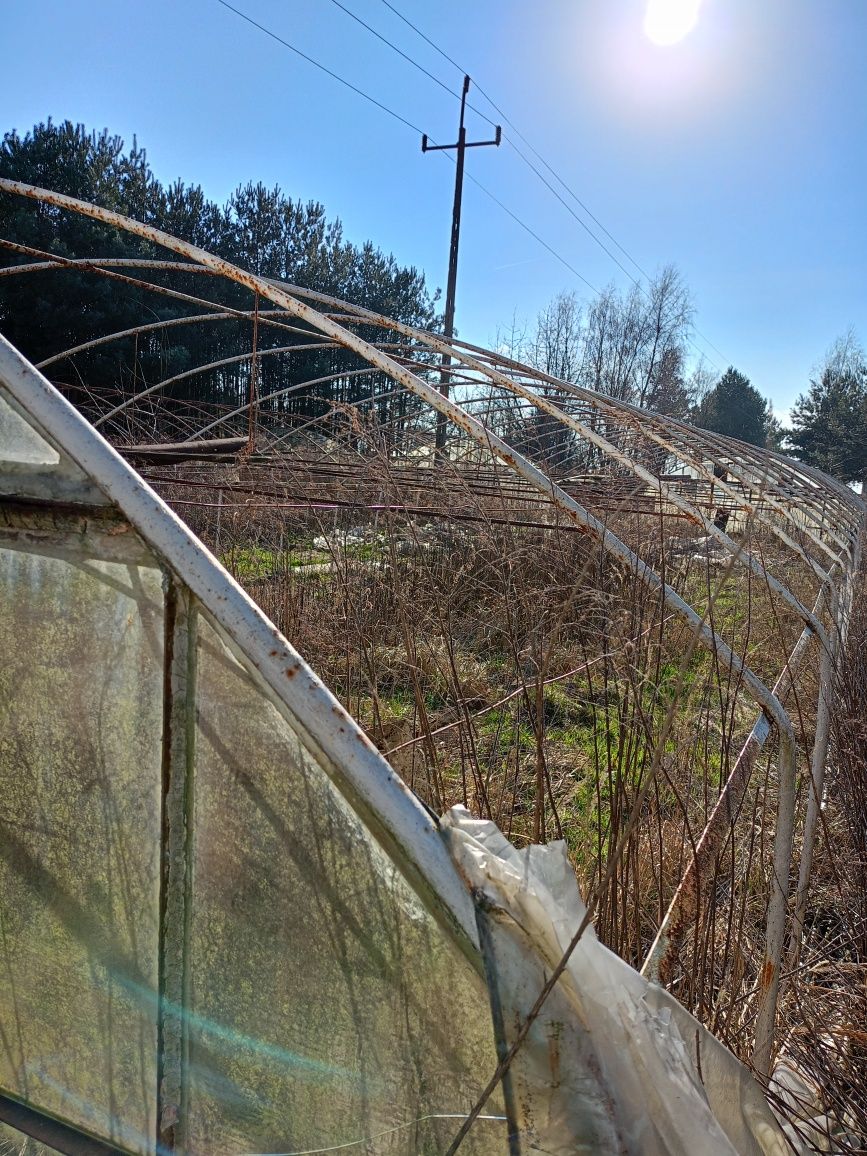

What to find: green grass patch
left=222, top=545, right=279, bottom=581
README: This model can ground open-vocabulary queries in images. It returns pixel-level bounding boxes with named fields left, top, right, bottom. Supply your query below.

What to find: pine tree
left=787, top=336, right=867, bottom=490
left=694, top=367, right=771, bottom=447
left=0, top=119, right=441, bottom=435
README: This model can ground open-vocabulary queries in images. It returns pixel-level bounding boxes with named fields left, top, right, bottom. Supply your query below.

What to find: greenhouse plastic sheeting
left=0, top=384, right=107, bottom=505
left=442, top=807, right=790, bottom=1155
left=185, top=614, right=505, bottom=1154
left=0, top=551, right=506, bottom=1154
left=0, top=548, right=165, bottom=1149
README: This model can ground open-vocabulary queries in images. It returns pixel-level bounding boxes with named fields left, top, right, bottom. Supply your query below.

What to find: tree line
left=509, top=285, right=866, bottom=491
left=1, top=119, right=863, bottom=489
left=0, top=120, right=440, bottom=438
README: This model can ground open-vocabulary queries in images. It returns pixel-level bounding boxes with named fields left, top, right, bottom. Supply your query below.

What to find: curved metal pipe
left=93, top=343, right=337, bottom=429
left=0, top=179, right=806, bottom=1067
left=7, top=244, right=859, bottom=560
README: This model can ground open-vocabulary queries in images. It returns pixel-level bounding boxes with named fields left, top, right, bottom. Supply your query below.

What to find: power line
left=379, top=0, right=464, bottom=74
left=373, top=0, right=500, bottom=130
left=495, top=114, right=729, bottom=367
left=502, top=136, right=642, bottom=288
left=325, top=0, right=498, bottom=130
left=370, top=2, right=656, bottom=290
left=376, top=0, right=729, bottom=369
left=337, top=0, right=644, bottom=289
left=215, top=0, right=427, bottom=138
left=216, top=0, right=723, bottom=371
left=479, top=93, right=653, bottom=283
left=463, top=169, right=599, bottom=296
left=377, top=0, right=650, bottom=282
left=213, top=0, right=597, bottom=295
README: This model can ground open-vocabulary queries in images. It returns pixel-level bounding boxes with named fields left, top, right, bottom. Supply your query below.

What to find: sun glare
left=644, top=0, right=702, bottom=46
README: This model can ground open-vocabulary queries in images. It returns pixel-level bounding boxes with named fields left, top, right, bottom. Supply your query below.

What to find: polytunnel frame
left=22, top=278, right=838, bottom=652
left=0, top=179, right=862, bottom=1084
left=20, top=252, right=850, bottom=1071
left=2, top=245, right=859, bottom=575
left=2, top=247, right=857, bottom=580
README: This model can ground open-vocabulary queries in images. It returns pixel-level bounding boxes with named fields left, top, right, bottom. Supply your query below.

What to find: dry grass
left=143, top=438, right=867, bottom=1150
left=769, top=565, right=867, bottom=1152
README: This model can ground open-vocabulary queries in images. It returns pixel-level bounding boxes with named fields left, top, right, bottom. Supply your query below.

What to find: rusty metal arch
left=1, top=242, right=859, bottom=531
left=2, top=248, right=858, bottom=575
left=1, top=178, right=864, bottom=1075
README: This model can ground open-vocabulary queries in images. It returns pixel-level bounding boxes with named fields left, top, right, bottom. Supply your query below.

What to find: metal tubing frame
left=443, top=341, right=856, bottom=574
left=273, top=285, right=861, bottom=569
left=7, top=248, right=858, bottom=574
left=786, top=531, right=862, bottom=980
left=3, top=249, right=860, bottom=545
left=156, top=580, right=196, bottom=1152
left=0, top=328, right=482, bottom=976
left=38, top=282, right=829, bottom=647
left=641, top=616, right=818, bottom=980
left=2, top=179, right=861, bottom=1079
left=0, top=1090, right=128, bottom=1156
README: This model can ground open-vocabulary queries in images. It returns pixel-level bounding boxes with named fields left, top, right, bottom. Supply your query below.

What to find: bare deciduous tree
left=532, top=291, right=584, bottom=383
left=523, top=266, right=694, bottom=416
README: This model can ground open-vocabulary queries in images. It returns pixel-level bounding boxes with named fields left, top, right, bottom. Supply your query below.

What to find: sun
left=644, top=0, right=702, bottom=46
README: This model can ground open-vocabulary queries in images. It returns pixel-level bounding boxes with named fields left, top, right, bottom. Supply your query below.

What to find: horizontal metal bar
left=422, top=136, right=500, bottom=150
left=0, top=1091, right=129, bottom=1156
left=0, top=501, right=154, bottom=565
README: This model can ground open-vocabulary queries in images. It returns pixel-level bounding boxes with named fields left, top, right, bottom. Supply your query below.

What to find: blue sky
left=2, top=0, right=865, bottom=414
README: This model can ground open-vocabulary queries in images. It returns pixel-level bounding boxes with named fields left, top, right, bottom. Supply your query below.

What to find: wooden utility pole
left=423, top=76, right=500, bottom=452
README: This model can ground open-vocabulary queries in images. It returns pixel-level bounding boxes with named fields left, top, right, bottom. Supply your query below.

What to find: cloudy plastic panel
left=0, top=386, right=107, bottom=504
left=187, top=615, right=506, bottom=1155
left=0, top=336, right=507, bottom=1154
left=0, top=389, right=60, bottom=465
left=0, top=548, right=165, bottom=1152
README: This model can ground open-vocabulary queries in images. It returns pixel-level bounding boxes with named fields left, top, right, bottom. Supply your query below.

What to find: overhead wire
left=212, top=0, right=598, bottom=294
left=501, top=135, right=645, bottom=287
left=376, top=0, right=730, bottom=368
left=379, top=0, right=463, bottom=73
left=216, top=0, right=725, bottom=370
left=462, top=167, right=600, bottom=296
left=215, top=0, right=427, bottom=137
left=335, top=0, right=640, bottom=290
left=377, top=0, right=648, bottom=281
left=325, top=0, right=496, bottom=129
left=328, top=0, right=511, bottom=138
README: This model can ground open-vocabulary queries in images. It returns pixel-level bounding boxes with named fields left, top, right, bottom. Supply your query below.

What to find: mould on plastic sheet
left=547, top=1021, right=563, bottom=1089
